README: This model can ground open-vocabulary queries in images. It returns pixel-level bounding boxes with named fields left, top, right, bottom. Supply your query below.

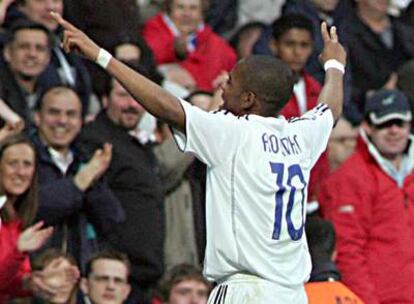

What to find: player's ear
left=241, top=91, right=255, bottom=111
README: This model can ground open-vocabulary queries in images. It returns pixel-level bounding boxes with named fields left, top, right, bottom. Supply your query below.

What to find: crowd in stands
left=0, top=0, right=414, bottom=303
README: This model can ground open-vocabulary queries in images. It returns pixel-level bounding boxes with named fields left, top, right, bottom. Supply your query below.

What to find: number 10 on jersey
left=270, top=162, right=306, bottom=241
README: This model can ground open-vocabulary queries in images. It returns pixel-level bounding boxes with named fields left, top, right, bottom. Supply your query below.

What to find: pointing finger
left=50, top=11, right=77, bottom=32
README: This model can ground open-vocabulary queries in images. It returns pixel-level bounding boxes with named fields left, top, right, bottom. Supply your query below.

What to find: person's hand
left=74, top=143, right=113, bottom=191
left=50, top=12, right=100, bottom=61
left=162, top=64, right=197, bottom=92
left=28, top=258, right=79, bottom=301
left=319, top=22, right=346, bottom=66
left=0, top=0, right=15, bottom=25
left=26, top=271, right=58, bottom=300
left=42, top=257, right=80, bottom=290
left=0, top=120, right=25, bottom=142
left=17, top=221, right=54, bottom=253
left=211, top=71, right=229, bottom=91
left=174, top=35, right=188, bottom=60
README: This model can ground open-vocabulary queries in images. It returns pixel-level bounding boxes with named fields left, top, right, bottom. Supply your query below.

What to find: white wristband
left=96, top=48, right=112, bottom=69
left=324, top=59, right=345, bottom=74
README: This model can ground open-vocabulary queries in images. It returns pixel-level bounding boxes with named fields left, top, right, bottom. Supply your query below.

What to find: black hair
left=6, top=19, right=52, bottom=48
left=85, top=249, right=131, bottom=278
left=272, top=13, right=314, bottom=41
left=35, top=85, right=81, bottom=112
left=239, top=55, right=295, bottom=115
left=103, top=60, right=155, bottom=98
left=110, top=33, right=163, bottom=84
left=305, top=217, right=336, bottom=261
left=230, top=21, right=266, bottom=49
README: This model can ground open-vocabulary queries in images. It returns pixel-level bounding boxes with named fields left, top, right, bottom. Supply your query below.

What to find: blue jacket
left=30, top=131, right=125, bottom=272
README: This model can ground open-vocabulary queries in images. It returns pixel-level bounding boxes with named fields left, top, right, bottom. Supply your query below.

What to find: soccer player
left=51, top=12, right=346, bottom=303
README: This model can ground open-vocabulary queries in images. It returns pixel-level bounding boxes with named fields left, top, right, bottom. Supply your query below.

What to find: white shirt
left=293, top=77, right=307, bottom=115
left=48, top=147, right=74, bottom=174
left=174, top=100, right=333, bottom=294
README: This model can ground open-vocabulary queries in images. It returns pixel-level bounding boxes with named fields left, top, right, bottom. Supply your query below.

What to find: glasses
left=89, top=274, right=128, bottom=286
left=372, top=119, right=409, bottom=130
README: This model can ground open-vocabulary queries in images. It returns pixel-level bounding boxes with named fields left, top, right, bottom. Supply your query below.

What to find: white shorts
left=207, top=273, right=308, bottom=304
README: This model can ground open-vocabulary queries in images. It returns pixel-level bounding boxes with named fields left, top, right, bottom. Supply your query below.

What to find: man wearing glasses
left=81, top=250, right=131, bottom=304
left=319, top=89, right=414, bottom=304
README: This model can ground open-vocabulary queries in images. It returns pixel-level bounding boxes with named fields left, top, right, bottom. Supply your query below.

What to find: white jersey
left=174, top=99, right=333, bottom=295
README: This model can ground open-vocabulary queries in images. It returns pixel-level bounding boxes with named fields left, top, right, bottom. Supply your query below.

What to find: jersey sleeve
left=173, top=99, right=241, bottom=167
left=288, top=103, right=334, bottom=166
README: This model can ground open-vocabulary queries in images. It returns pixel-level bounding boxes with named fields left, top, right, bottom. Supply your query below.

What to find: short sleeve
left=173, top=99, right=242, bottom=167
left=288, top=104, right=334, bottom=166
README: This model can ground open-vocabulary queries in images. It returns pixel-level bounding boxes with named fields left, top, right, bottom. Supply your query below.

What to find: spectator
left=142, top=0, right=237, bottom=92
left=7, top=0, right=93, bottom=115
left=253, top=0, right=357, bottom=123
left=326, top=117, right=358, bottom=172
left=319, top=89, right=414, bottom=303
left=346, top=0, right=414, bottom=117
left=0, top=133, right=77, bottom=302
left=270, top=14, right=319, bottom=118
left=31, top=249, right=80, bottom=304
left=0, top=20, right=51, bottom=125
left=305, top=217, right=364, bottom=303
left=30, top=85, right=125, bottom=272
left=79, top=77, right=164, bottom=303
left=81, top=250, right=131, bottom=304
left=154, top=121, right=198, bottom=270
left=156, top=264, right=211, bottom=304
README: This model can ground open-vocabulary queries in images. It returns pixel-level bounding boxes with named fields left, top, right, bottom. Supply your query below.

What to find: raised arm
left=51, top=12, right=186, bottom=133
left=318, top=22, right=347, bottom=122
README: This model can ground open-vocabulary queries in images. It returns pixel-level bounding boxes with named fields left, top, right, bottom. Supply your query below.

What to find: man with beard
left=79, top=76, right=165, bottom=304
left=0, top=20, right=51, bottom=125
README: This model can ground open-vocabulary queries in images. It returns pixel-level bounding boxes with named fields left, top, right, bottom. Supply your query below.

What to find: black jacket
left=346, top=11, right=414, bottom=112
left=79, top=111, right=165, bottom=288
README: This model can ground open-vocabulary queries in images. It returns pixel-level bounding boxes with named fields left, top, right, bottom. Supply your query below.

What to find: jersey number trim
left=270, top=162, right=306, bottom=241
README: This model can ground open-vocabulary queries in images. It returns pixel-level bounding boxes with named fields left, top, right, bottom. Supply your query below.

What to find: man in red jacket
left=319, top=89, right=414, bottom=304
left=142, top=0, right=237, bottom=92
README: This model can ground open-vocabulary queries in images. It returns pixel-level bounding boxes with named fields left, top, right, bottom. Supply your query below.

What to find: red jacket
left=318, top=137, right=414, bottom=304
left=142, top=13, right=237, bottom=91
left=279, top=72, right=321, bottom=118
left=279, top=73, right=328, bottom=200
left=0, top=220, right=31, bottom=302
